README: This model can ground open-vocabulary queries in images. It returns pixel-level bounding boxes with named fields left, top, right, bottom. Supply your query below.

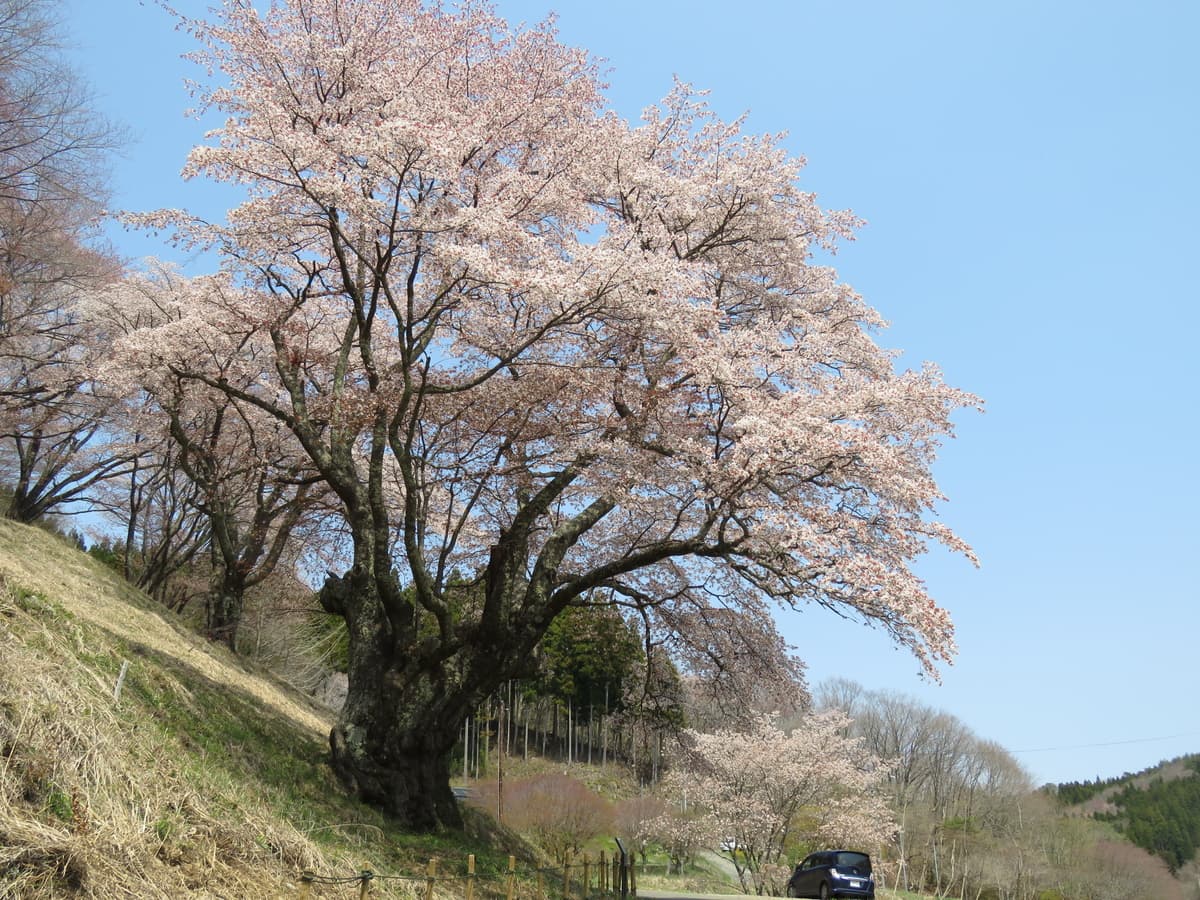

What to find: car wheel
left=818, top=883, right=830, bottom=900
left=785, top=886, right=798, bottom=898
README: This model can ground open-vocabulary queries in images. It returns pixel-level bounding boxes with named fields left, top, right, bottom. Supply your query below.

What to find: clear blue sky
left=63, top=0, right=1200, bottom=787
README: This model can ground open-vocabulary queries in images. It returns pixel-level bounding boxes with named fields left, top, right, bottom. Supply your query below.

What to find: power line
left=1011, top=731, right=1200, bottom=754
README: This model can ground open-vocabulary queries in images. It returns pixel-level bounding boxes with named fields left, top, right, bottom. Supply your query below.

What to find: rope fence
left=297, top=850, right=636, bottom=899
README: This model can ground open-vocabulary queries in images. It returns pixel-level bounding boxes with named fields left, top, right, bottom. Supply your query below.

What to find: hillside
left=0, top=519, right=532, bottom=898
left=1055, top=755, right=1200, bottom=883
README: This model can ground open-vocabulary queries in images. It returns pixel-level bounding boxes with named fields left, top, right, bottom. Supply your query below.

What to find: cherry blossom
left=117, top=0, right=977, bottom=828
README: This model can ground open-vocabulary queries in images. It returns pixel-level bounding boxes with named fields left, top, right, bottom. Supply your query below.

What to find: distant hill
left=1054, top=754, right=1200, bottom=876
left=0, top=519, right=532, bottom=898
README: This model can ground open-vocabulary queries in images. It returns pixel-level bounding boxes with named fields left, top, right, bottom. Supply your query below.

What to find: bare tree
left=0, top=0, right=118, bottom=207
left=0, top=0, right=130, bottom=522
left=817, top=681, right=1034, bottom=895
left=97, top=433, right=211, bottom=608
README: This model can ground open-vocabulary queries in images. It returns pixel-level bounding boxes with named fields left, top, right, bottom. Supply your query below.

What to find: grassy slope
left=0, top=520, right=532, bottom=898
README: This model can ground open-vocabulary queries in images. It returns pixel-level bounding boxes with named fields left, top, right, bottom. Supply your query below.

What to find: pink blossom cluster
left=111, top=0, right=977, bottom=682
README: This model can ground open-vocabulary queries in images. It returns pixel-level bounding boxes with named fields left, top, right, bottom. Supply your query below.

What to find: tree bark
left=318, top=556, right=524, bottom=829
left=206, top=577, right=243, bottom=651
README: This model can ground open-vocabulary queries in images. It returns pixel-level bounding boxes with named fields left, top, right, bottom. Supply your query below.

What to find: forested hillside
left=1057, top=755, right=1200, bottom=875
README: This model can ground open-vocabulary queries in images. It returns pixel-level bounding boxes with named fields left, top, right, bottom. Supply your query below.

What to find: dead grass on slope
left=0, top=520, right=330, bottom=738
left=0, top=521, right=541, bottom=898
left=0, top=570, right=324, bottom=897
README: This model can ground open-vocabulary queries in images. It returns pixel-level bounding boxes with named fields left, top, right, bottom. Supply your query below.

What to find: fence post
left=563, top=852, right=572, bottom=899
left=466, top=854, right=476, bottom=900
left=358, top=870, right=373, bottom=899
left=582, top=854, right=591, bottom=899
left=299, top=870, right=314, bottom=900
left=424, top=858, right=438, bottom=900
left=505, top=855, right=517, bottom=900
left=614, top=838, right=629, bottom=900
left=537, top=868, right=545, bottom=897
left=599, top=850, right=607, bottom=892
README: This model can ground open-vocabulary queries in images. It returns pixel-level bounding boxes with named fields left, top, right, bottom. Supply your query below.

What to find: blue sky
left=63, top=0, right=1200, bottom=787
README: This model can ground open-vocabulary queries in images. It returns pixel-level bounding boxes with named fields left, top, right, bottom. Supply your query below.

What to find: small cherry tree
left=614, top=794, right=669, bottom=866
left=664, top=713, right=896, bottom=894
left=93, top=267, right=325, bottom=649
left=119, top=0, right=976, bottom=828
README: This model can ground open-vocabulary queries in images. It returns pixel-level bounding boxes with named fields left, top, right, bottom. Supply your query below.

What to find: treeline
left=1095, top=758, right=1200, bottom=873
left=817, top=680, right=1186, bottom=900
left=1053, top=753, right=1200, bottom=806
left=1055, top=774, right=1130, bottom=806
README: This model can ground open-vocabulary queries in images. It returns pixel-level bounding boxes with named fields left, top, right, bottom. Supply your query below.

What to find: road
left=635, top=851, right=788, bottom=899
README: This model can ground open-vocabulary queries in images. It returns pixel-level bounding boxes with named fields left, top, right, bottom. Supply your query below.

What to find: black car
left=785, top=850, right=875, bottom=899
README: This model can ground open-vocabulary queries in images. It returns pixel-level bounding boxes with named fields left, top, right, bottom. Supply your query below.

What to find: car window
left=833, top=852, right=871, bottom=874
left=800, top=854, right=817, bottom=870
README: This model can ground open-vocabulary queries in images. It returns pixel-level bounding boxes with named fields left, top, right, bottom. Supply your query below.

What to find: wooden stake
left=424, top=858, right=438, bottom=900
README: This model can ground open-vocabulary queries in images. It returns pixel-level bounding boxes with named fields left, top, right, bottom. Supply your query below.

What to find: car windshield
left=833, top=852, right=871, bottom=874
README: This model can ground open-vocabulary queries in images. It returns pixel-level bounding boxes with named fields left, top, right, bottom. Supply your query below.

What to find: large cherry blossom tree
left=122, top=0, right=976, bottom=828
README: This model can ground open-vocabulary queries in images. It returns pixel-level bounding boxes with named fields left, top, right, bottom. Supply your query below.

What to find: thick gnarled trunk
left=328, top=670, right=464, bottom=830
left=318, top=562, right=511, bottom=829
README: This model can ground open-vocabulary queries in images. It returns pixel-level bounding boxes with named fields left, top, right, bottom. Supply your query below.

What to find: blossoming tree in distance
left=121, top=0, right=977, bottom=828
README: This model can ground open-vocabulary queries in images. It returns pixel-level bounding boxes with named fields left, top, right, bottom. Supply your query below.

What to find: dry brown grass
left=0, top=522, right=325, bottom=897
left=0, top=620, right=300, bottom=895
left=0, top=520, right=538, bottom=898
left=0, top=520, right=331, bottom=738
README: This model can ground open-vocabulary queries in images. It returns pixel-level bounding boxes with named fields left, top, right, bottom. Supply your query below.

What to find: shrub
left=474, top=773, right=613, bottom=864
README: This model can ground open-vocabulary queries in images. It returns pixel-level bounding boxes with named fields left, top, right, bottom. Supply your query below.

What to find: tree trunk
left=326, top=617, right=467, bottom=828
left=318, top=561, right=516, bottom=829
left=206, top=567, right=245, bottom=651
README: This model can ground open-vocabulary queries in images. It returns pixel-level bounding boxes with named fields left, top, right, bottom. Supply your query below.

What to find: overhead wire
left=1011, top=730, right=1200, bottom=754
